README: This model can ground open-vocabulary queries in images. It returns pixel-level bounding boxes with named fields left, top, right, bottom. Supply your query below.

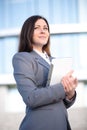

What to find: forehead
left=35, top=19, right=47, bottom=26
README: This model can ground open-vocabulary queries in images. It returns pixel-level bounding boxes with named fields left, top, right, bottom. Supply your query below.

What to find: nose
left=40, top=28, right=45, bottom=33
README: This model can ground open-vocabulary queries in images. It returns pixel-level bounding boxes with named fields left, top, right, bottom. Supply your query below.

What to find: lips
left=38, top=36, right=48, bottom=41
left=39, top=36, right=46, bottom=38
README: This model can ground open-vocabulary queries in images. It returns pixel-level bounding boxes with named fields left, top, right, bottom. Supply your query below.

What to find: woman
left=12, top=15, right=78, bottom=130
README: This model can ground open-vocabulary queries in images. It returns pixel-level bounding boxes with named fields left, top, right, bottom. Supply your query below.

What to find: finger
left=62, top=78, right=72, bottom=92
left=64, top=78, right=72, bottom=91
left=61, top=78, right=67, bottom=91
left=73, top=78, right=78, bottom=88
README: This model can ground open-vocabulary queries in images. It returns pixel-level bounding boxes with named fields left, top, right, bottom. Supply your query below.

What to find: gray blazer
left=12, top=51, right=76, bottom=130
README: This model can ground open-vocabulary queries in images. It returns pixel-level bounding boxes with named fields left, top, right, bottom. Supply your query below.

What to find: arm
left=12, top=53, right=66, bottom=109
left=63, top=91, right=76, bottom=108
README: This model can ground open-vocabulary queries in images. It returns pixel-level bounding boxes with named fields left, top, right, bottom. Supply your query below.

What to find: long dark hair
left=18, top=15, right=51, bottom=56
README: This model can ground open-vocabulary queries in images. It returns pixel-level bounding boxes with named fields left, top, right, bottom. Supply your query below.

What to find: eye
left=34, top=26, right=49, bottom=31
left=43, top=27, right=48, bottom=30
left=34, top=26, right=39, bottom=30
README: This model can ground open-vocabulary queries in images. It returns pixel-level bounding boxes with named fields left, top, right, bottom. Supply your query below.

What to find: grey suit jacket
left=12, top=51, right=76, bottom=130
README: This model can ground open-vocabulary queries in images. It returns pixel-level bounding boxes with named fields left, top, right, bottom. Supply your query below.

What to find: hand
left=61, top=70, right=78, bottom=100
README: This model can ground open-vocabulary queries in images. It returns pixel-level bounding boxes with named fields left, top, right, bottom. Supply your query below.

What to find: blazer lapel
left=31, top=51, right=51, bottom=70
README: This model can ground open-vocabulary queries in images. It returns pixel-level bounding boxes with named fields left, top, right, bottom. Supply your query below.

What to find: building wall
left=0, top=0, right=87, bottom=81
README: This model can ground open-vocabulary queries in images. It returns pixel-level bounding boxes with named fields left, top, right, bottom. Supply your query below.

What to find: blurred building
left=0, top=1, right=87, bottom=130
left=0, top=0, right=87, bottom=84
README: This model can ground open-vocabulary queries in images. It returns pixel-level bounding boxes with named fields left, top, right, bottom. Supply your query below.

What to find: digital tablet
left=47, top=57, right=72, bottom=86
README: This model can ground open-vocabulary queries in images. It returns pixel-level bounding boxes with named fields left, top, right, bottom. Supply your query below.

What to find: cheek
left=32, top=33, right=38, bottom=42
left=47, top=32, right=50, bottom=38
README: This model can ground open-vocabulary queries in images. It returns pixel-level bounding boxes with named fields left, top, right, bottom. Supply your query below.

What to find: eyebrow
left=34, top=25, right=48, bottom=27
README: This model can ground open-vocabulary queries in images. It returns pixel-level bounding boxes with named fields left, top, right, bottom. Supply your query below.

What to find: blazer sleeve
left=63, top=91, right=76, bottom=108
left=12, top=53, right=74, bottom=109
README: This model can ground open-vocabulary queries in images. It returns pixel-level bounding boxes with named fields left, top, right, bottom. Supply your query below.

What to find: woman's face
left=32, top=19, right=49, bottom=49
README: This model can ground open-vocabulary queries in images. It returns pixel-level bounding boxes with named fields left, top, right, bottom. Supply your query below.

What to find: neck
left=33, top=45, right=43, bottom=53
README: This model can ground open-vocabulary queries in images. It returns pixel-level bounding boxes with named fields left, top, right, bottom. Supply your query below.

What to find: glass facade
left=0, top=0, right=87, bottom=81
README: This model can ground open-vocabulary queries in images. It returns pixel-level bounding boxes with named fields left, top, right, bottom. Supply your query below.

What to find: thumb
left=67, top=70, right=74, bottom=77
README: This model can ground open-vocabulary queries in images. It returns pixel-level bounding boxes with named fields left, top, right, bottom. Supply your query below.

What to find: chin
left=40, top=41, right=47, bottom=45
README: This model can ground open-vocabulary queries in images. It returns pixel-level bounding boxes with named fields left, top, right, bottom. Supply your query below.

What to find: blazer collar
left=30, top=51, right=51, bottom=69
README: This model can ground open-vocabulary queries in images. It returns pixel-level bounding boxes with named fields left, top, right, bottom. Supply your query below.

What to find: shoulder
left=13, top=52, right=32, bottom=58
left=12, top=52, right=35, bottom=71
left=12, top=52, right=35, bottom=68
left=13, top=52, right=33, bottom=61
